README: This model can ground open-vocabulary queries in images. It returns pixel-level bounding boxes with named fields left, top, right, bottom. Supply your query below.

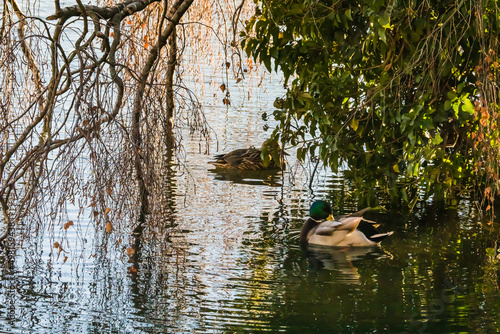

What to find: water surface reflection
left=1, top=34, right=500, bottom=334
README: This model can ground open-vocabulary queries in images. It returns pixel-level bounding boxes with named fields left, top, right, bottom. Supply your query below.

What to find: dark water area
left=1, top=169, right=500, bottom=333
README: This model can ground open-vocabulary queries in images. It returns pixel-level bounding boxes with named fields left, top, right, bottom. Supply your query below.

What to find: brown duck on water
left=209, top=139, right=286, bottom=171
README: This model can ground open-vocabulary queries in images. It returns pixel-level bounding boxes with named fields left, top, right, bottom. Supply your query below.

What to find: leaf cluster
left=242, top=0, right=500, bottom=209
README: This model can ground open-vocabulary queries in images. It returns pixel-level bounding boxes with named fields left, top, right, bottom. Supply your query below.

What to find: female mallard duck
left=300, top=201, right=393, bottom=247
left=209, top=139, right=285, bottom=170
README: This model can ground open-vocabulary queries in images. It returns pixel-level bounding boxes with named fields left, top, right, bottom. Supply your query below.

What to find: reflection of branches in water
left=0, top=0, right=257, bottom=250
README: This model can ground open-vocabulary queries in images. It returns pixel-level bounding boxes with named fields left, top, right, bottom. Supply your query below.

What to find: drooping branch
left=132, top=0, right=194, bottom=226
left=6, top=0, right=45, bottom=107
left=46, top=0, right=160, bottom=22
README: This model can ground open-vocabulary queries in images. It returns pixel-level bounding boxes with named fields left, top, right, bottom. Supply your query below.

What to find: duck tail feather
left=369, top=231, right=394, bottom=243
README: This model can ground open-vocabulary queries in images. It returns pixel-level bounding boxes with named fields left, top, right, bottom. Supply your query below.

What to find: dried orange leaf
left=105, top=187, right=112, bottom=196
left=126, top=247, right=135, bottom=256
left=220, top=83, right=226, bottom=92
left=54, top=242, right=60, bottom=248
left=105, top=221, right=113, bottom=233
left=64, top=221, right=74, bottom=230
left=128, top=266, right=138, bottom=274
left=63, top=256, right=68, bottom=264
left=104, top=207, right=111, bottom=215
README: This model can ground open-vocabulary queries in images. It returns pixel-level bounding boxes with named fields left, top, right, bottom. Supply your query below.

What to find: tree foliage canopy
left=243, top=0, right=500, bottom=209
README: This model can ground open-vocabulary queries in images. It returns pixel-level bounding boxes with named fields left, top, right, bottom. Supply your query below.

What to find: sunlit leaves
left=245, top=0, right=500, bottom=208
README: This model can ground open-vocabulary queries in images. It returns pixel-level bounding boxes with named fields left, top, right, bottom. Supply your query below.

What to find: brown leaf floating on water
left=64, top=221, right=74, bottom=229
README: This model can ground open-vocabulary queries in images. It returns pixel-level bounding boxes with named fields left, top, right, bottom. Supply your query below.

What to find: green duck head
left=309, top=200, right=333, bottom=221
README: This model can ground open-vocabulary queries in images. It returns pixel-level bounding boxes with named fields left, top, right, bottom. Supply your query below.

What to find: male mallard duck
left=209, top=139, right=285, bottom=170
left=300, top=201, right=393, bottom=247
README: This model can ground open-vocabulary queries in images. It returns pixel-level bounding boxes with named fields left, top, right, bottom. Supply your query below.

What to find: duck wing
left=314, top=217, right=363, bottom=235
left=211, top=148, right=250, bottom=167
left=313, top=220, right=343, bottom=235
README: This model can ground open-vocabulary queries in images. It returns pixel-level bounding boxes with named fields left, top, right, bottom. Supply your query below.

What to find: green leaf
left=299, top=92, right=313, bottom=100
left=345, top=9, right=353, bottom=21
left=378, top=13, right=391, bottom=29
left=290, top=4, right=303, bottom=15
left=270, top=46, right=279, bottom=59
left=264, top=57, right=272, bottom=72
left=447, top=91, right=457, bottom=100
left=486, top=247, right=496, bottom=257
left=378, top=27, right=387, bottom=44
left=432, top=133, right=443, bottom=145
left=462, top=99, right=474, bottom=114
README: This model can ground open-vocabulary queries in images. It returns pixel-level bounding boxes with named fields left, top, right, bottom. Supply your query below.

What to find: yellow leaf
left=351, top=118, right=359, bottom=131
left=393, top=164, right=400, bottom=173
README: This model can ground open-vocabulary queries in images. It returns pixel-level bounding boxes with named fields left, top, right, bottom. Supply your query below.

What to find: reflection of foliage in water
left=219, top=199, right=500, bottom=333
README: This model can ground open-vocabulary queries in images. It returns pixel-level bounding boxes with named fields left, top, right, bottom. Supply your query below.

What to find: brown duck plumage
left=209, top=140, right=285, bottom=171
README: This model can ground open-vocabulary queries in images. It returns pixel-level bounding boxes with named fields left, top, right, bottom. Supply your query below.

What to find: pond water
left=2, top=6, right=500, bottom=333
